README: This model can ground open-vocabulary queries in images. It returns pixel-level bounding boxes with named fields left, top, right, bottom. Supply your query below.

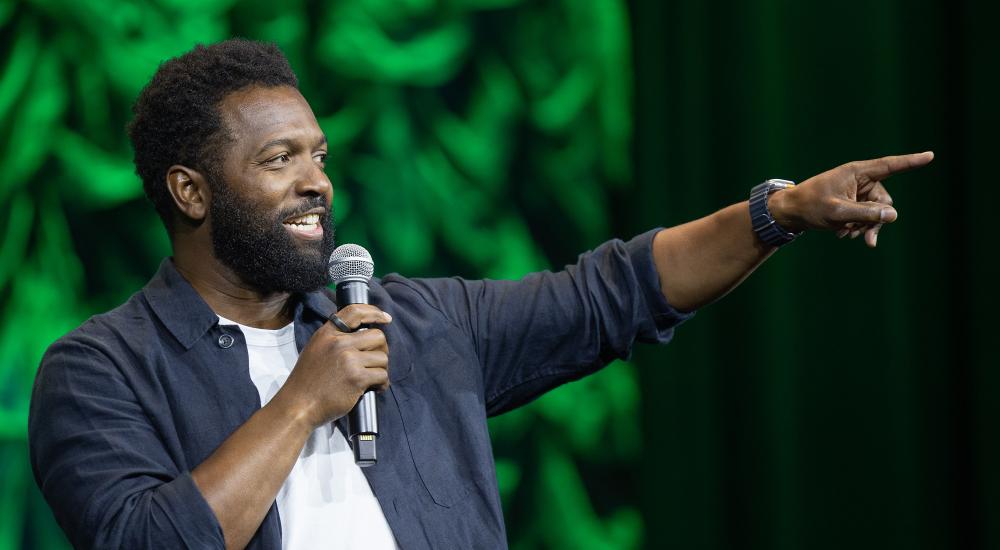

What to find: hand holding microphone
left=276, top=244, right=387, bottom=467
left=328, top=244, right=381, bottom=466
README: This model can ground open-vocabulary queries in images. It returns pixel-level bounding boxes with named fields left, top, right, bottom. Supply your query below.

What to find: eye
left=314, top=152, right=328, bottom=165
left=265, top=153, right=291, bottom=165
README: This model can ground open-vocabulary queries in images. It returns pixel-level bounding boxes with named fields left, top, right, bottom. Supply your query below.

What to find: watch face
left=765, top=178, right=796, bottom=189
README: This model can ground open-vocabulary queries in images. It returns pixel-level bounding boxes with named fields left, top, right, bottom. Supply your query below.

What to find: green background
left=1, top=0, right=996, bottom=549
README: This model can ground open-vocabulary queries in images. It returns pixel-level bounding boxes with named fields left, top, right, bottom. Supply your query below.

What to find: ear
left=165, top=165, right=210, bottom=222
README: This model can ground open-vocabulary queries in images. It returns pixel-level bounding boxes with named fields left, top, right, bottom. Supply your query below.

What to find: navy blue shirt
left=29, top=230, right=692, bottom=549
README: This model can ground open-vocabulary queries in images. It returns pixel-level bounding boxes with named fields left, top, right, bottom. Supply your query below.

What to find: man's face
left=207, top=85, right=335, bottom=293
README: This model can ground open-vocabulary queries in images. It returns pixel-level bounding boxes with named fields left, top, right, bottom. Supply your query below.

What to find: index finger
left=852, top=151, right=934, bottom=180
left=328, top=304, right=392, bottom=332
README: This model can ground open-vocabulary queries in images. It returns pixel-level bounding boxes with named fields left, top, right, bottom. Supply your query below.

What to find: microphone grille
left=328, top=244, right=374, bottom=284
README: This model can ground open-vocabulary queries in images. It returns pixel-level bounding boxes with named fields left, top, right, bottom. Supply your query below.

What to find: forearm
left=652, top=194, right=790, bottom=312
left=189, top=308, right=391, bottom=549
left=191, top=391, right=313, bottom=550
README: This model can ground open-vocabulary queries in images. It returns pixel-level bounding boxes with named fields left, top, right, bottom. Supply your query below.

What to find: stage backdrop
left=0, top=1, right=996, bottom=549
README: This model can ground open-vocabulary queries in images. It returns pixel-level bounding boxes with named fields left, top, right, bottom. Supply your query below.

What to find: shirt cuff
left=154, top=471, right=226, bottom=548
left=624, top=228, right=696, bottom=342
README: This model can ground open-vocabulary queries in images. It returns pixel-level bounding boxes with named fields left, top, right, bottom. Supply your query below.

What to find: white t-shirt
left=218, top=317, right=398, bottom=550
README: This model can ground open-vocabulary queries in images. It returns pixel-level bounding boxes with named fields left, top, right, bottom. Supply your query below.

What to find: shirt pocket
left=391, top=337, right=485, bottom=508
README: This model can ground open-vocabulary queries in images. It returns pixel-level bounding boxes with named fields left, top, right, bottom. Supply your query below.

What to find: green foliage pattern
left=0, top=0, right=640, bottom=548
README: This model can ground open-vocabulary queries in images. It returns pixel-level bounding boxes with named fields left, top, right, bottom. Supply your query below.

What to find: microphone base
left=351, top=434, right=377, bottom=467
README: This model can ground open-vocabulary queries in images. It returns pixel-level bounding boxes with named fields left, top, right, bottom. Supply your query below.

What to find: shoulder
left=39, top=291, right=159, bottom=379
left=30, top=293, right=162, bottom=445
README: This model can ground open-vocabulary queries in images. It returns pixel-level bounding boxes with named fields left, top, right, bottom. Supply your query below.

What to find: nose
left=295, top=158, right=333, bottom=202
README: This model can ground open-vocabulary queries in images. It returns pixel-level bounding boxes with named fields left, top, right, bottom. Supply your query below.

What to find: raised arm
left=652, top=152, right=934, bottom=312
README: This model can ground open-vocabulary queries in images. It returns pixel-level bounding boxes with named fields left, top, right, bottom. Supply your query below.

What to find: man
left=28, top=39, right=932, bottom=549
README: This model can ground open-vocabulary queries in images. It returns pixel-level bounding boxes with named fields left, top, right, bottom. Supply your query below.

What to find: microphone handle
left=336, top=281, right=378, bottom=467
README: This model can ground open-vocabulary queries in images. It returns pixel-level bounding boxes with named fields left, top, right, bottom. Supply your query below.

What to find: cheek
left=239, top=173, right=290, bottom=205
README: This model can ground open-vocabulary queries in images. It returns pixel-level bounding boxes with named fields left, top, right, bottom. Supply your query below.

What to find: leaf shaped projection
left=0, top=1, right=639, bottom=548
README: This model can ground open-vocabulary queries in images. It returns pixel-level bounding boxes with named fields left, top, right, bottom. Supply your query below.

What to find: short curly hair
left=127, top=39, right=299, bottom=231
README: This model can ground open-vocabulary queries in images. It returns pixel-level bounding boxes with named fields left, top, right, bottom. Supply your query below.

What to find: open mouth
left=282, top=212, right=323, bottom=239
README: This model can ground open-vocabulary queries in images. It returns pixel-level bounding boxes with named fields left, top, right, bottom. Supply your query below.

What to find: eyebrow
left=255, top=135, right=328, bottom=156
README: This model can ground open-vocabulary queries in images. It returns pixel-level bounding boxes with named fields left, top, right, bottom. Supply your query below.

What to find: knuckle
left=823, top=197, right=844, bottom=219
left=335, top=304, right=388, bottom=327
left=366, top=355, right=387, bottom=370
left=338, top=304, right=372, bottom=321
left=337, top=348, right=359, bottom=366
left=347, top=369, right=367, bottom=389
left=320, top=322, right=345, bottom=340
left=335, top=306, right=356, bottom=321
left=329, top=334, right=351, bottom=351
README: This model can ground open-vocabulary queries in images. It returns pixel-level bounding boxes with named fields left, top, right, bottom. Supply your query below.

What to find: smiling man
left=28, top=39, right=932, bottom=549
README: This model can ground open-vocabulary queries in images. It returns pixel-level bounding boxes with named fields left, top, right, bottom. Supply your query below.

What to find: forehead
left=218, top=85, right=321, bottom=150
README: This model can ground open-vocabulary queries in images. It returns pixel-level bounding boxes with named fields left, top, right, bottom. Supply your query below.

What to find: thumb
left=829, top=199, right=898, bottom=225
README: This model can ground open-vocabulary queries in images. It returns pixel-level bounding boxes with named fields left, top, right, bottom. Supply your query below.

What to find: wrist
left=267, top=389, right=320, bottom=433
left=749, top=179, right=802, bottom=248
left=767, top=188, right=804, bottom=233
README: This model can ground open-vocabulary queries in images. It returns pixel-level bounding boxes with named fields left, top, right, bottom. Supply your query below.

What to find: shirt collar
left=299, top=285, right=338, bottom=320
left=143, top=259, right=338, bottom=350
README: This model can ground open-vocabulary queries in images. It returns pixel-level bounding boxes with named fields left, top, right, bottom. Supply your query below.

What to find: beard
left=207, top=175, right=335, bottom=294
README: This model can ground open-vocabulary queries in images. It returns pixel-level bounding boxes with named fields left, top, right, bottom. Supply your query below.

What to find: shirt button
left=218, top=333, right=235, bottom=349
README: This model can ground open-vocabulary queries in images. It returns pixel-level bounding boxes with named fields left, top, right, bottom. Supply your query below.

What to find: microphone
left=328, top=244, right=378, bottom=467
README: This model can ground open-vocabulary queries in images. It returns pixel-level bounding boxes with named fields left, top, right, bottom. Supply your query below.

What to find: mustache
left=277, top=196, right=330, bottom=222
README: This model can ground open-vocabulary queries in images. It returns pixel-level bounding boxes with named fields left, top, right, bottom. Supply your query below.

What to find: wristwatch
left=749, top=179, right=802, bottom=248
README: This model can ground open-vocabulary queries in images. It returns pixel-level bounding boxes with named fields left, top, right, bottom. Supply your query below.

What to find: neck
left=172, top=237, right=294, bottom=329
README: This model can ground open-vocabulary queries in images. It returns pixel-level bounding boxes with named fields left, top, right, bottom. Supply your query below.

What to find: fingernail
left=872, top=233, right=878, bottom=246
left=383, top=312, right=393, bottom=322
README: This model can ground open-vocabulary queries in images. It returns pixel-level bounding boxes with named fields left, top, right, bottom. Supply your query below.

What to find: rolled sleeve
left=29, top=338, right=224, bottom=549
left=624, top=228, right=696, bottom=343
left=389, top=229, right=694, bottom=416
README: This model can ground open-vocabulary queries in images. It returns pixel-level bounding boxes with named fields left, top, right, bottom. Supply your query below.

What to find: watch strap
left=750, top=179, right=801, bottom=248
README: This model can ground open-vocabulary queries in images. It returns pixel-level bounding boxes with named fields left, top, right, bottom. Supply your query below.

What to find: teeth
left=285, top=214, right=320, bottom=226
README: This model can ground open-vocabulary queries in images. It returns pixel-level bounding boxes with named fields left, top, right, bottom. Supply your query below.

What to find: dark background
left=630, top=1, right=998, bottom=549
